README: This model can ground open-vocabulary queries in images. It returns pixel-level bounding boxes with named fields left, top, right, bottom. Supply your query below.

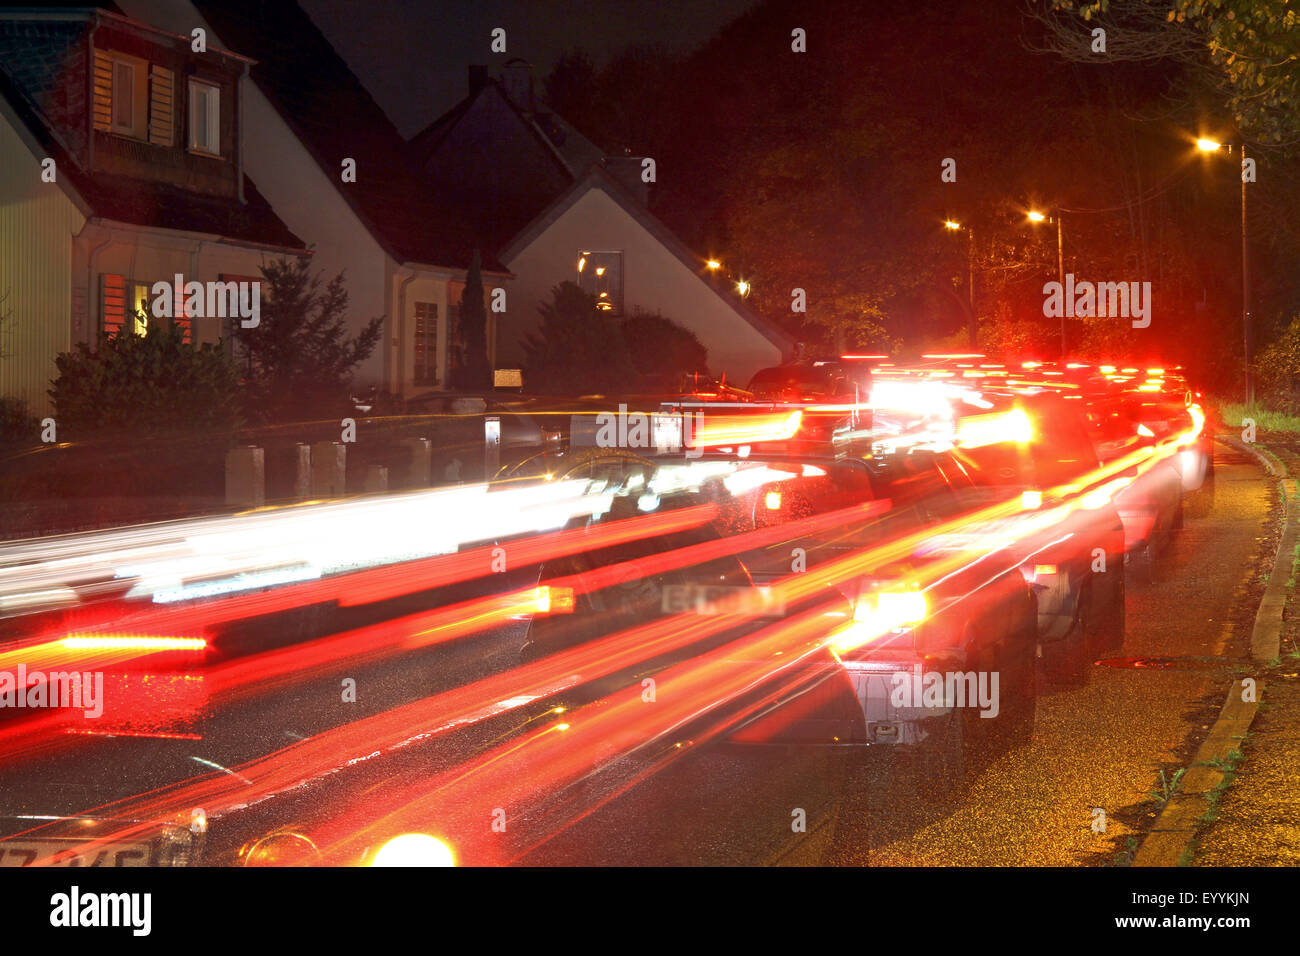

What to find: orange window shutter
left=149, top=66, right=175, bottom=147
left=101, top=273, right=125, bottom=335
left=92, top=50, right=113, bottom=132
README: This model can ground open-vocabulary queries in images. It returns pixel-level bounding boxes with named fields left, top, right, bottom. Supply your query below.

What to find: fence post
left=403, top=437, right=431, bottom=488
left=311, top=440, right=346, bottom=497
left=484, top=416, right=501, bottom=478
left=364, top=464, right=388, bottom=493
left=226, top=446, right=265, bottom=507
left=294, top=443, right=311, bottom=499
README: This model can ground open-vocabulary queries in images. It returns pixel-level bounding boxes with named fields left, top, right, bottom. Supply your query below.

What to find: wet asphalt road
left=0, top=442, right=1274, bottom=866
left=522, top=442, right=1276, bottom=865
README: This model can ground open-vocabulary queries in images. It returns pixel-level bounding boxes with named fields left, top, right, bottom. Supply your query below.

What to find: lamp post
left=945, top=220, right=976, bottom=346
left=1029, top=209, right=1066, bottom=357
left=1197, top=137, right=1252, bottom=405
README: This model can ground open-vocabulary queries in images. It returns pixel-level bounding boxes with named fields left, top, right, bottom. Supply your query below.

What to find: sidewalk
left=1190, top=435, right=1300, bottom=865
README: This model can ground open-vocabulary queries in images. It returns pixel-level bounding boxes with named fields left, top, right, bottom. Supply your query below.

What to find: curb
left=1132, top=435, right=1288, bottom=865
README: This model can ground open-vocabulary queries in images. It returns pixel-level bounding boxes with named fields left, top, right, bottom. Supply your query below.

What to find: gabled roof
left=0, top=61, right=305, bottom=251
left=410, top=76, right=605, bottom=182
left=408, top=74, right=608, bottom=253
left=501, top=165, right=796, bottom=354
left=190, top=0, right=506, bottom=274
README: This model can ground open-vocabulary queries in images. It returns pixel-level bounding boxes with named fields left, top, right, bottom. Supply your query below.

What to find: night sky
left=300, top=0, right=758, bottom=137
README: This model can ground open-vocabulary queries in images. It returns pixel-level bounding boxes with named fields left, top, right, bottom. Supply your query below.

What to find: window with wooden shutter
left=95, top=50, right=149, bottom=139
left=100, top=275, right=155, bottom=338
left=149, top=66, right=174, bottom=146
left=92, top=50, right=113, bottom=132
left=100, top=273, right=126, bottom=336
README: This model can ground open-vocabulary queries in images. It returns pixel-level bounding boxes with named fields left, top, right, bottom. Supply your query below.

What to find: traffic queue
left=518, top=354, right=1211, bottom=795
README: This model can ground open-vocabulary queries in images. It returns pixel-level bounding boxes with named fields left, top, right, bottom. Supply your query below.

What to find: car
left=1079, top=390, right=1187, bottom=582
left=916, top=388, right=1128, bottom=683
left=746, top=363, right=860, bottom=402
left=517, top=413, right=1046, bottom=797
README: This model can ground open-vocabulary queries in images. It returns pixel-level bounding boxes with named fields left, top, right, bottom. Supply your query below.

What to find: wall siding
left=0, top=111, right=86, bottom=416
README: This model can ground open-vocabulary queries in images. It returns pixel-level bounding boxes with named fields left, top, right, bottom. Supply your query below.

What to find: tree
left=620, top=309, right=708, bottom=379
left=1031, top=0, right=1300, bottom=146
left=235, top=257, right=382, bottom=422
left=451, top=249, right=491, bottom=390
left=48, top=320, right=241, bottom=436
left=521, top=282, right=633, bottom=394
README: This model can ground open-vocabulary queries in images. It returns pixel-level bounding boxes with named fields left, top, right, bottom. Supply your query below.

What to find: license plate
left=661, top=584, right=785, bottom=616
left=0, top=841, right=152, bottom=867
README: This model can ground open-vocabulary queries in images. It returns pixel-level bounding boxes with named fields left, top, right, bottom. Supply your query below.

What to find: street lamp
left=1197, top=135, right=1252, bottom=405
left=945, top=220, right=977, bottom=346
left=1029, top=209, right=1066, bottom=357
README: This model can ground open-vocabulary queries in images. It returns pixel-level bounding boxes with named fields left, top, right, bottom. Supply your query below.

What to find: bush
left=0, top=396, right=39, bottom=447
left=1254, top=315, right=1300, bottom=415
left=521, top=282, right=635, bottom=394
left=48, top=322, right=242, bottom=437
left=620, top=309, right=708, bottom=379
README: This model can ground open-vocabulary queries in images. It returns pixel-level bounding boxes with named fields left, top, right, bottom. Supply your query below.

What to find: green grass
left=1216, top=400, right=1300, bottom=435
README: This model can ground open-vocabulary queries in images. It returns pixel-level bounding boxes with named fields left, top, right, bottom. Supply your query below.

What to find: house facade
left=0, top=6, right=307, bottom=416
left=411, top=62, right=794, bottom=385
left=118, top=0, right=512, bottom=400
left=499, top=166, right=792, bottom=384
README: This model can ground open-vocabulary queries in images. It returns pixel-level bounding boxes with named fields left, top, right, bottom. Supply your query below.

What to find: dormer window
left=188, top=79, right=220, bottom=156
left=107, top=52, right=147, bottom=139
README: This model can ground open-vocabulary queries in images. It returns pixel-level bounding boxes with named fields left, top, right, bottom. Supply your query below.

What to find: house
left=0, top=4, right=309, bottom=416
left=410, top=62, right=795, bottom=385
left=116, top=0, right=512, bottom=399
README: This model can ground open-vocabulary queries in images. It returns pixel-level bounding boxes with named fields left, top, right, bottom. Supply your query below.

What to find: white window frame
left=188, top=79, right=221, bottom=157
left=109, top=53, right=147, bottom=138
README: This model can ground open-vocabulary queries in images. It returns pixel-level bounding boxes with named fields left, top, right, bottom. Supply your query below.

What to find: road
left=0, top=443, right=1273, bottom=866
left=520, top=442, right=1275, bottom=865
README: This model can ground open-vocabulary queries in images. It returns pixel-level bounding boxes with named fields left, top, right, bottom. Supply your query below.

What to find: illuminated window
left=576, top=251, right=623, bottom=315
left=414, top=301, right=439, bottom=385
left=99, top=275, right=192, bottom=343
left=101, top=275, right=150, bottom=337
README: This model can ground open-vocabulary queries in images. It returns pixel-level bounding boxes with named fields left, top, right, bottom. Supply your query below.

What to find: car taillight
left=533, top=585, right=575, bottom=615
left=832, top=588, right=929, bottom=653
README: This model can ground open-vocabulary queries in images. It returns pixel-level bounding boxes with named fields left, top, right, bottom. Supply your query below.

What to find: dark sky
left=300, top=0, right=757, bottom=138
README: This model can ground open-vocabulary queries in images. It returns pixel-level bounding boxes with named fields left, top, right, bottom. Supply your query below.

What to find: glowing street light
left=736, top=279, right=751, bottom=297
left=1194, top=132, right=1251, bottom=403
left=1028, top=209, right=1066, bottom=357
left=943, top=219, right=976, bottom=345
left=706, top=259, right=721, bottom=270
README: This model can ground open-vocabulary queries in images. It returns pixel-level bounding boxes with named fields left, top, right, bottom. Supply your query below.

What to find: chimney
left=468, top=64, right=488, bottom=95
left=502, top=57, right=534, bottom=112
